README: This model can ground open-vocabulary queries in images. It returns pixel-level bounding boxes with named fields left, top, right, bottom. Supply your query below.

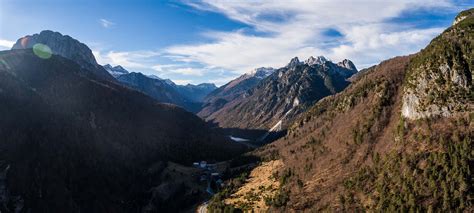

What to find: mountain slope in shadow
left=0, top=49, right=246, bottom=212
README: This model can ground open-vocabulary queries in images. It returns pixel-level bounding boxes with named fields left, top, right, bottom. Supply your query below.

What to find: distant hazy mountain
left=116, top=72, right=197, bottom=111
left=0, top=48, right=245, bottom=212
left=12, top=30, right=115, bottom=81
left=115, top=71, right=216, bottom=112
left=147, top=74, right=175, bottom=85
left=198, top=67, right=275, bottom=118
left=203, top=57, right=356, bottom=131
left=175, top=83, right=217, bottom=103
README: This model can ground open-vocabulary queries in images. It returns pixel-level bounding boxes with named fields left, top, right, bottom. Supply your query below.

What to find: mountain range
left=200, top=56, right=357, bottom=141
left=105, top=63, right=217, bottom=113
left=0, top=7, right=472, bottom=213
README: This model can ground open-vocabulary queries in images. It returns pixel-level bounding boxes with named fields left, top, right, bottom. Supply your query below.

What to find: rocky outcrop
left=453, top=8, right=474, bottom=25
left=402, top=11, right=473, bottom=120
left=337, top=59, right=357, bottom=72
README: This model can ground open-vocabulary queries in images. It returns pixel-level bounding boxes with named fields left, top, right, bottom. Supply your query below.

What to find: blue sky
left=0, top=0, right=472, bottom=85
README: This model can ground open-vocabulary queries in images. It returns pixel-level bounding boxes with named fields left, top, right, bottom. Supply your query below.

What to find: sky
left=0, top=0, right=472, bottom=85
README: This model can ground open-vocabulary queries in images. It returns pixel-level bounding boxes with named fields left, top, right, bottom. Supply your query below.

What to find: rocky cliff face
left=12, top=30, right=115, bottom=81
left=402, top=10, right=473, bottom=120
left=12, top=30, right=96, bottom=66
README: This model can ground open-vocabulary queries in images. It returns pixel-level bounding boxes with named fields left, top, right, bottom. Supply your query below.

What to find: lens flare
left=32, top=43, right=52, bottom=59
left=0, top=59, right=10, bottom=70
left=20, top=37, right=29, bottom=48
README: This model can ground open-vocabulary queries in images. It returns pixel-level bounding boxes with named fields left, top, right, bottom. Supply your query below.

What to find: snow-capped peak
left=147, top=74, right=162, bottom=80
left=248, top=67, right=275, bottom=79
left=103, top=64, right=129, bottom=77
left=305, top=56, right=329, bottom=66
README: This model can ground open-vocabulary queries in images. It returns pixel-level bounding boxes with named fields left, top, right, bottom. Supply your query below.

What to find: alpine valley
left=0, top=4, right=472, bottom=213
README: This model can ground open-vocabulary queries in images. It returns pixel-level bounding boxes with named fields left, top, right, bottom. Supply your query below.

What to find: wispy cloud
left=0, top=39, right=15, bottom=50
left=99, top=18, right=116, bottom=29
left=166, top=0, right=456, bottom=73
left=152, top=64, right=180, bottom=72
left=92, top=50, right=160, bottom=68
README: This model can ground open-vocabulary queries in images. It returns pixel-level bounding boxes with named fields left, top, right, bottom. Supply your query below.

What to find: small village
left=192, top=161, right=224, bottom=195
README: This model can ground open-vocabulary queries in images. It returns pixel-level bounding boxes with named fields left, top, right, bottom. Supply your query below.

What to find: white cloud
left=328, top=24, right=444, bottom=67
left=153, top=64, right=205, bottom=76
left=173, top=79, right=193, bottom=85
left=0, top=39, right=15, bottom=50
left=170, top=67, right=205, bottom=76
left=99, top=18, right=116, bottom=29
left=152, top=64, right=180, bottom=72
left=92, top=50, right=160, bottom=69
left=167, top=0, right=454, bottom=73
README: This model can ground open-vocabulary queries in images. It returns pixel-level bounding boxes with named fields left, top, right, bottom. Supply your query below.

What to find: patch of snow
left=305, top=56, right=329, bottom=66
left=293, top=98, right=300, bottom=107
left=269, top=120, right=283, bottom=132
left=147, top=74, right=162, bottom=80
left=229, top=136, right=250, bottom=142
left=103, top=64, right=129, bottom=77
left=284, top=108, right=293, bottom=117
left=247, top=67, right=275, bottom=79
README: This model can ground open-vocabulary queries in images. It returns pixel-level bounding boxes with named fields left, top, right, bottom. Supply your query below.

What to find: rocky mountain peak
left=287, top=57, right=302, bottom=67
left=337, top=59, right=357, bottom=71
left=195, top=83, right=217, bottom=89
left=12, top=30, right=98, bottom=67
left=305, top=56, right=328, bottom=66
left=249, top=67, right=275, bottom=79
left=114, top=65, right=126, bottom=72
left=11, top=30, right=115, bottom=81
left=103, top=64, right=129, bottom=77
